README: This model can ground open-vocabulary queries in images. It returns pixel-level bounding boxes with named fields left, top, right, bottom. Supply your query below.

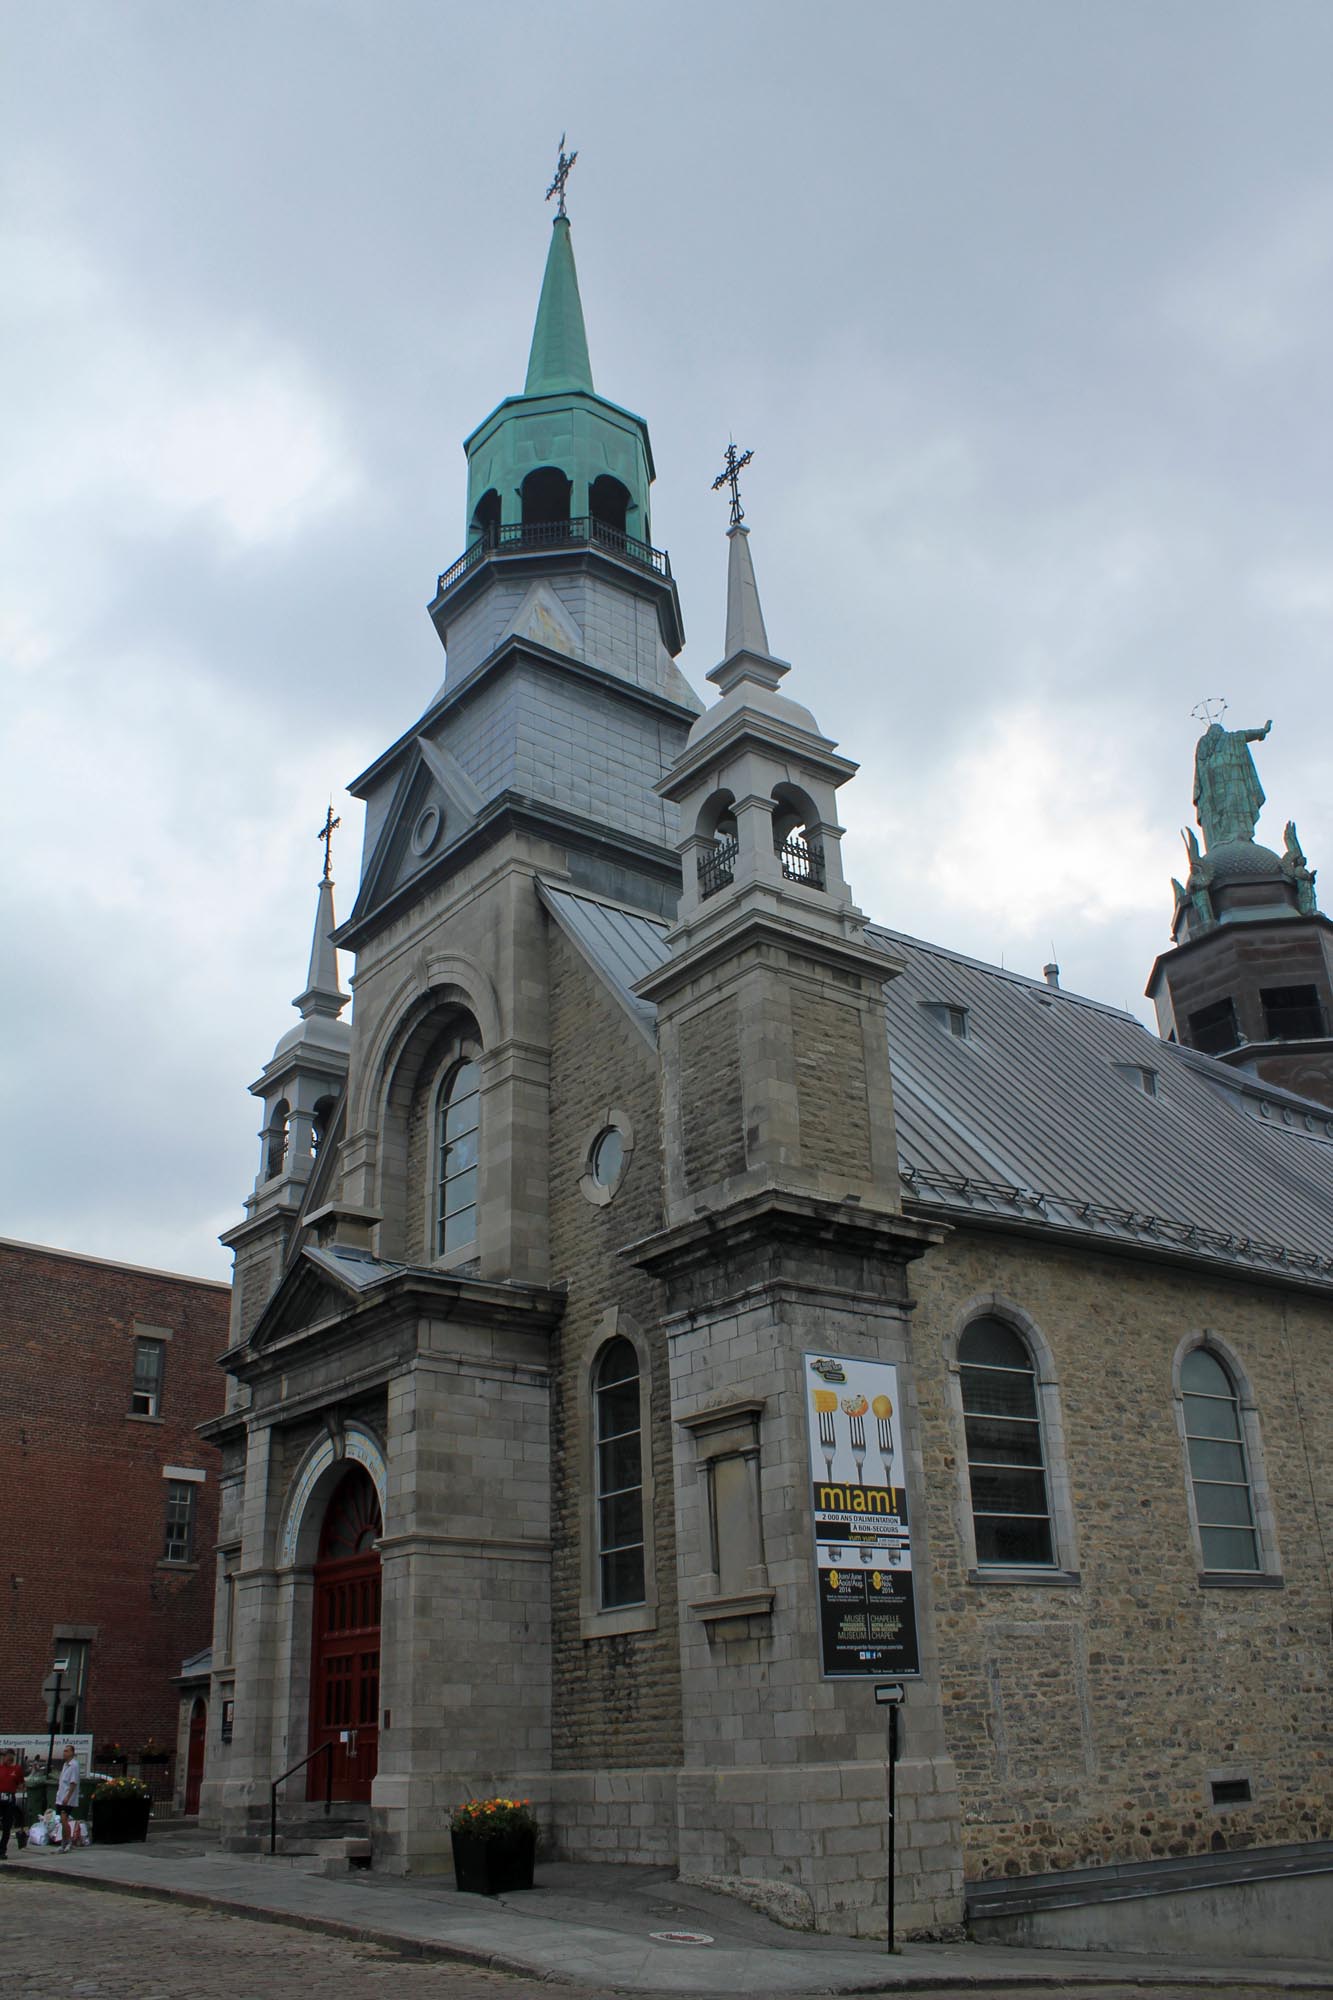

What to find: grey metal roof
left=537, top=885, right=1333, bottom=1288
left=872, top=926, right=1333, bottom=1285
left=538, top=881, right=667, bottom=1044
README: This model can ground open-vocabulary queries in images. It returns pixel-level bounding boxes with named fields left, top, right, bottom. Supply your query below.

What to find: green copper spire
left=524, top=217, right=594, bottom=395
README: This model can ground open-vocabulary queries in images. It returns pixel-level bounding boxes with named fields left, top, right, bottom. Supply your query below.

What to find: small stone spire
left=524, top=214, right=594, bottom=396
left=294, top=873, right=348, bottom=1021
left=710, top=522, right=791, bottom=696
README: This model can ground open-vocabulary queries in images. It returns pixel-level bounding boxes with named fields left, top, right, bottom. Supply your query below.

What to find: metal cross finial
left=317, top=802, right=341, bottom=881
left=1192, top=696, right=1228, bottom=727
left=711, top=440, right=754, bottom=528
left=545, top=133, right=578, bottom=219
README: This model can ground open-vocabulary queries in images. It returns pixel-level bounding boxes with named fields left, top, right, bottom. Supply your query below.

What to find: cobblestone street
left=2, top=1874, right=607, bottom=2000
left=2, top=1869, right=1325, bottom=2000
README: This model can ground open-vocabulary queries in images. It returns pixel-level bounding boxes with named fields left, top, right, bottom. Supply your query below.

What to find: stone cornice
left=626, top=1188, right=945, bottom=1282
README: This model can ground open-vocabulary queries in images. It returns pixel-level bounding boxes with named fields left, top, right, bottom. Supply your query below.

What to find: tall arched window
left=435, top=1055, right=480, bottom=1256
left=958, top=1316, right=1054, bottom=1566
left=594, top=1338, right=645, bottom=1609
left=1180, top=1348, right=1260, bottom=1573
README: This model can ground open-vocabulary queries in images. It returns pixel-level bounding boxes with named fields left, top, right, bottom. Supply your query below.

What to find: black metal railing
left=698, top=836, right=738, bottom=901
left=435, top=516, right=671, bottom=597
left=779, top=833, right=826, bottom=890
left=270, top=1739, right=333, bottom=1855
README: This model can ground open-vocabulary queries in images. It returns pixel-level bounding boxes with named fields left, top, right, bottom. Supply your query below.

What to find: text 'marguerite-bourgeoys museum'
left=201, top=195, right=1333, bottom=1940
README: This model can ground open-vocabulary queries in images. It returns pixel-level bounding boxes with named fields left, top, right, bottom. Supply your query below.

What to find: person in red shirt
left=0, top=1750, right=26, bottom=1860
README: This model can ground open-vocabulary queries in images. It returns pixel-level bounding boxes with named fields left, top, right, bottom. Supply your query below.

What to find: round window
left=589, top=1126, right=625, bottom=1190
left=411, top=804, right=442, bottom=857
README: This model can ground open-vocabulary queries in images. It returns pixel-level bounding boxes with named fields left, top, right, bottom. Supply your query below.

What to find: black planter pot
left=450, top=1826, right=536, bottom=1895
left=91, top=1796, right=152, bottom=1844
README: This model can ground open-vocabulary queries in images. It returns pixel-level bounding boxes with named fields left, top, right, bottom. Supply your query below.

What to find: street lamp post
left=45, top=1657, right=69, bottom=1774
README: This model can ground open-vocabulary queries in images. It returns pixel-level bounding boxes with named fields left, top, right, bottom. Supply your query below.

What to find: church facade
left=201, top=204, right=1333, bottom=1938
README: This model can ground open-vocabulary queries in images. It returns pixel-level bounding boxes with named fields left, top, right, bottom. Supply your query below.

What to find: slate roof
left=537, top=882, right=1333, bottom=1289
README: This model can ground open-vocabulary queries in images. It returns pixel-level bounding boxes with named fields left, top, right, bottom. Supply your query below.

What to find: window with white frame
left=130, top=1337, right=165, bottom=1416
left=435, top=1055, right=481, bottom=1256
left=958, top=1315, right=1054, bottom=1566
left=163, top=1480, right=197, bottom=1564
left=594, top=1338, right=645, bottom=1609
left=1179, top=1347, right=1261, bottom=1573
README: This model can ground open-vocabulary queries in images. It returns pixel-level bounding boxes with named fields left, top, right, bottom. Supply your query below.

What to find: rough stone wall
left=908, top=1224, right=1333, bottom=1880
left=546, top=920, right=683, bottom=1779
left=791, top=988, right=872, bottom=1178
left=680, top=997, right=745, bottom=1191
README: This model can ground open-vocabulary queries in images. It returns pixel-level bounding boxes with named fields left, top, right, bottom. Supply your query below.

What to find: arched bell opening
left=307, top=1464, right=382, bottom=1803
left=695, top=789, right=738, bottom=902
left=471, top=487, right=501, bottom=548
left=264, top=1101, right=290, bottom=1180
left=521, top=466, right=572, bottom=532
left=311, top=1095, right=337, bottom=1163
left=771, top=783, right=826, bottom=890
left=589, top=473, right=631, bottom=544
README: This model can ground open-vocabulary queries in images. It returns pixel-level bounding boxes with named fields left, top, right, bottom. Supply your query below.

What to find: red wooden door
left=308, top=1469, right=382, bottom=1802
left=184, top=1697, right=207, bottom=1814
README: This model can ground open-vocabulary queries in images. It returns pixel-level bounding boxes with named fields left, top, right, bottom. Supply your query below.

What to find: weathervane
left=711, top=440, right=754, bottom=528
left=545, top=133, right=578, bottom=219
left=1192, top=696, right=1228, bottom=727
left=318, top=802, right=341, bottom=881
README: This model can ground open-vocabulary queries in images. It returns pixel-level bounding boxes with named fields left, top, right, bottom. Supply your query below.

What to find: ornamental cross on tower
left=545, top=133, right=578, bottom=219
left=712, top=441, right=754, bottom=528
left=318, top=803, right=341, bottom=880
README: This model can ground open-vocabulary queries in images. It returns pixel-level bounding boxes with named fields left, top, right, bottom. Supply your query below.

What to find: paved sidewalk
left=9, top=1834, right=1331, bottom=1996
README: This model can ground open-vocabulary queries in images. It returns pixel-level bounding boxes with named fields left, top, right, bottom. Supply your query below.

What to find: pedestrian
left=54, top=1742, right=83, bottom=1851
left=0, top=1747, right=25, bottom=1858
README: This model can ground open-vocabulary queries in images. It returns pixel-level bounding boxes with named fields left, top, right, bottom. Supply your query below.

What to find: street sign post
left=874, top=1682, right=906, bottom=1953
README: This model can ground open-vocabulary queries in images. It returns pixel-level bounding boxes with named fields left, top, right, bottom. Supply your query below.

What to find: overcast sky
left=5, top=1, right=1332, bottom=1281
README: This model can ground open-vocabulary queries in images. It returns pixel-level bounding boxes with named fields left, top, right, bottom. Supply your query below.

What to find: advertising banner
left=0, top=1733, right=93, bottom=1768
left=803, top=1350, right=920, bottom=1678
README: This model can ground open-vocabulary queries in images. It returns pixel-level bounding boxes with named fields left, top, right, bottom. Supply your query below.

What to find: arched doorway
left=307, top=1465, right=382, bottom=1802
left=184, top=1696, right=207, bottom=1815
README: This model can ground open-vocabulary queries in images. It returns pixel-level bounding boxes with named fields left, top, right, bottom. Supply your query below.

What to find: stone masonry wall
left=790, top=988, right=872, bottom=1179
left=546, top=919, right=684, bottom=1796
left=909, top=1224, right=1333, bottom=1881
left=680, top=997, right=744, bottom=1192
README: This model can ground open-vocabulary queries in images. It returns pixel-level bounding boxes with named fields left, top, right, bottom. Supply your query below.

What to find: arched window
left=589, top=473, right=630, bottom=539
left=771, top=783, right=826, bottom=890
left=471, top=487, right=501, bottom=548
left=958, top=1316, right=1054, bottom=1566
left=695, top=789, right=738, bottom=902
left=1179, top=1348, right=1260, bottom=1573
left=311, top=1095, right=337, bottom=1161
left=521, top=466, right=572, bottom=531
left=594, top=1338, right=645, bottom=1609
left=265, top=1100, right=289, bottom=1180
left=435, top=1055, right=481, bottom=1257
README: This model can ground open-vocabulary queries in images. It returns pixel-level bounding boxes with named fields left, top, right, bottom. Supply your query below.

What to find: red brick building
left=0, top=1238, right=229, bottom=1790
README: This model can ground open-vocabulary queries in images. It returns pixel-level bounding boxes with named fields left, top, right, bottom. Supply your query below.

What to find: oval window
left=590, top=1126, right=625, bottom=1190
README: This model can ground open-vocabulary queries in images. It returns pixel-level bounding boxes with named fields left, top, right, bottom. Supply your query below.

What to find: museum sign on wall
left=804, top=1352, right=920, bottom=1678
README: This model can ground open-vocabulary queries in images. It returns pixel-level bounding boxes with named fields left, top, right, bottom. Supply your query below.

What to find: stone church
left=201, top=198, right=1333, bottom=1940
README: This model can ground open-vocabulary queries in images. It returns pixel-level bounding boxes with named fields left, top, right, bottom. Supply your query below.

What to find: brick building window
left=594, top=1338, right=645, bottom=1609
left=163, top=1481, right=197, bottom=1564
left=958, top=1316, right=1054, bottom=1567
left=435, top=1056, right=480, bottom=1256
left=130, top=1338, right=165, bottom=1416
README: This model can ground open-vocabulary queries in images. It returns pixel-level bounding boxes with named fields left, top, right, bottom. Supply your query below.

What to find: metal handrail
left=435, top=516, right=671, bottom=597
left=270, top=1739, right=333, bottom=1855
